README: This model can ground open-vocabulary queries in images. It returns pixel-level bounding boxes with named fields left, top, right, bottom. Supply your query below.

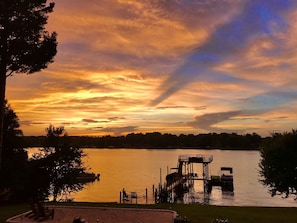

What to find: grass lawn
left=162, top=203, right=297, bottom=223
left=0, top=203, right=29, bottom=223
left=1, top=202, right=296, bottom=223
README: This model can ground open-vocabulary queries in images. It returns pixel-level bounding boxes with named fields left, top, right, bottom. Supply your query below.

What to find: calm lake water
left=28, top=148, right=297, bottom=207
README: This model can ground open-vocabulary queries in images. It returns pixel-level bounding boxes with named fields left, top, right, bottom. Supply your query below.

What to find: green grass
left=0, top=203, right=29, bottom=223
left=1, top=202, right=296, bottom=223
left=162, top=203, right=297, bottom=223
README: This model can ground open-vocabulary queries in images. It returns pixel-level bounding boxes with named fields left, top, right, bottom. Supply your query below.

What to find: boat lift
left=164, top=154, right=213, bottom=202
left=178, top=154, right=213, bottom=194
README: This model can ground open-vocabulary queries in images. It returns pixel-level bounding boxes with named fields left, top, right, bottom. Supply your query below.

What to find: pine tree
left=0, top=0, right=57, bottom=169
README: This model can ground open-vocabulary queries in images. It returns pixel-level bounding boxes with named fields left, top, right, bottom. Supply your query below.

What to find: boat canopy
left=220, top=167, right=233, bottom=174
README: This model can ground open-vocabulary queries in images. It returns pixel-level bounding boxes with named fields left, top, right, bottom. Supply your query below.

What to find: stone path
left=7, top=206, right=176, bottom=223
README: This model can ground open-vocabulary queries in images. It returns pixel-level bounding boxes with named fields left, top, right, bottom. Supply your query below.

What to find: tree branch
left=6, top=70, right=14, bottom=78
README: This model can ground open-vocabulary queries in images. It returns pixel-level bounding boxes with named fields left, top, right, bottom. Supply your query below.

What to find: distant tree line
left=23, top=132, right=264, bottom=149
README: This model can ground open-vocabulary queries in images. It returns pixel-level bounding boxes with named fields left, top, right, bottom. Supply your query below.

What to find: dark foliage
left=0, top=0, right=57, bottom=76
left=2, top=101, right=23, bottom=149
left=0, top=0, right=57, bottom=170
left=259, top=130, right=297, bottom=199
left=28, top=125, right=86, bottom=201
left=0, top=101, right=28, bottom=201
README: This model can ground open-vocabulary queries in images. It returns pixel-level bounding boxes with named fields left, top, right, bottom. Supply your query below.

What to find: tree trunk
left=0, top=7, right=8, bottom=170
left=0, top=65, right=6, bottom=171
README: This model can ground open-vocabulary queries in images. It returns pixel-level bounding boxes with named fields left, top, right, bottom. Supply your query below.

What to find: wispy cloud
left=96, top=126, right=139, bottom=136
left=188, top=111, right=243, bottom=133
left=151, top=0, right=297, bottom=106
left=6, top=0, right=297, bottom=136
left=187, top=109, right=268, bottom=133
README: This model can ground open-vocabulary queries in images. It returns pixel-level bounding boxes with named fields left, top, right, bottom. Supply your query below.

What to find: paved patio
left=6, top=206, right=177, bottom=223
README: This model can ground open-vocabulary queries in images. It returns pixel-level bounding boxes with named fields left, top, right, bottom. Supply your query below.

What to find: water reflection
left=77, top=149, right=297, bottom=206
left=27, top=148, right=297, bottom=207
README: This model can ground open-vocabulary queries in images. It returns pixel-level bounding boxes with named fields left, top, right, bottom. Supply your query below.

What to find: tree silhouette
left=0, top=100, right=28, bottom=201
left=259, top=130, right=297, bottom=199
left=0, top=0, right=57, bottom=170
left=28, top=125, right=86, bottom=201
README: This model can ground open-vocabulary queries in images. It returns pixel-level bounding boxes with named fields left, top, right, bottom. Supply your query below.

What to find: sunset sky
left=6, top=0, right=297, bottom=137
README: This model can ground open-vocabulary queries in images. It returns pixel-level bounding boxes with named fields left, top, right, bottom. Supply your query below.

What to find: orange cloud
left=6, top=0, right=297, bottom=137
